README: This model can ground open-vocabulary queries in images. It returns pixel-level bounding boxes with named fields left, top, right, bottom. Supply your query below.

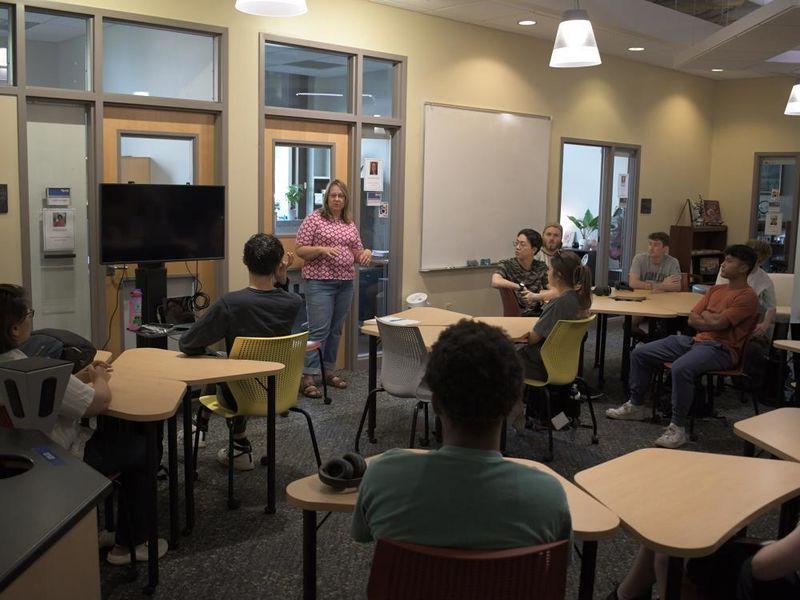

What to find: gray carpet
left=100, top=317, right=792, bottom=599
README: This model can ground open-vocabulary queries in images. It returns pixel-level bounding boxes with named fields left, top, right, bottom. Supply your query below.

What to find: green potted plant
left=567, top=209, right=600, bottom=249
left=285, top=183, right=306, bottom=219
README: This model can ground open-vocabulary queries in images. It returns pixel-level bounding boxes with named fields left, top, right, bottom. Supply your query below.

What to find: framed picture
left=699, top=256, right=720, bottom=275
left=688, top=198, right=704, bottom=226
left=702, top=199, right=722, bottom=225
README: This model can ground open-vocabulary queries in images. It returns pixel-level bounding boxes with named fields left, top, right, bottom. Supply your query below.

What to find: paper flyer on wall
left=43, top=208, right=75, bottom=252
left=618, top=173, right=628, bottom=199
left=363, top=158, right=384, bottom=192
left=764, top=211, right=782, bottom=236
left=379, top=202, right=389, bottom=218
left=366, top=191, right=382, bottom=207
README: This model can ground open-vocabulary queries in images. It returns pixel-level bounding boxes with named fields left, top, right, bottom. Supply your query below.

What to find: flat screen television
left=100, top=183, right=225, bottom=264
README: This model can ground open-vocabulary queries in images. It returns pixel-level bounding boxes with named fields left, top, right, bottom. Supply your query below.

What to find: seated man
left=629, top=232, right=682, bottom=337
left=351, top=320, right=571, bottom=549
left=535, top=222, right=563, bottom=268
left=606, top=245, right=759, bottom=449
left=179, top=233, right=301, bottom=470
left=491, top=228, right=548, bottom=316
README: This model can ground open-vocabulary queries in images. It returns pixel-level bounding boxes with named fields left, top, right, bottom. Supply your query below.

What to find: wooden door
left=102, top=106, right=219, bottom=356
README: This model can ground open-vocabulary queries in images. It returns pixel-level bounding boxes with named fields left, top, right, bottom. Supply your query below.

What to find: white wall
left=119, top=136, right=194, bottom=185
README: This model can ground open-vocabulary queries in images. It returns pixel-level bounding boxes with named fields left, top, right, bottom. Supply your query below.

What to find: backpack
left=20, top=328, right=97, bottom=374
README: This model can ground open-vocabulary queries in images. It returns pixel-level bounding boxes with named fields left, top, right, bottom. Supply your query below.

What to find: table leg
left=779, top=496, right=800, bottom=538
left=594, top=317, right=602, bottom=368
left=598, top=315, right=607, bottom=387
left=368, top=335, right=378, bottom=443
left=664, top=556, right=683, bottom=600
left=742, top=440, right=755, bottom=457
left=577, top=540, right=597, bottom=600
left=621, top=315, right=632, bottom=386
left=167, top=415, right=179, bottom=549
left=266, top=374, right=277, bottom=515
left=181, top=389, right=195, bottom=535
left=303, top=510, right=318, bottom=600
left=144, top=422, right=159, bottom=595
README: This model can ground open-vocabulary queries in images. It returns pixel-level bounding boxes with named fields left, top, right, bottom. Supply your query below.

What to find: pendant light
left=235, top=0, right=307, bottom=17
left=549, top=5, right=601, bottom=68
left=785, top=81, right=800, bottom=116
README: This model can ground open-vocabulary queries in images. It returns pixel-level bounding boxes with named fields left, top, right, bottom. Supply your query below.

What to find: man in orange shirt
left=606, top=245, right=759, bottom=448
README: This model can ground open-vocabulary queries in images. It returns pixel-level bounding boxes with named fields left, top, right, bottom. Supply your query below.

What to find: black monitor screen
left=100, top=184, right=225, bottom=264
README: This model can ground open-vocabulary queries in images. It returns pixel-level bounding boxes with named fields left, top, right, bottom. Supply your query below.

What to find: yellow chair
left=522, top=316, right=597, bottom=462
left=195, top=332, right=321, bottom=509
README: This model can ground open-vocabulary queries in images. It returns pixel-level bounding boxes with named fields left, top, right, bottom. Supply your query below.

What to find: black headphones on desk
left=594, top=286, right=612, bottom=296
left=318, top=452, right=367, bottom=491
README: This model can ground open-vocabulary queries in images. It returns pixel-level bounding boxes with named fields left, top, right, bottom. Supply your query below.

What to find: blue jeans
left=303, top=279, right=354, bottom=375
left=629, top=334, right=732, bottom=427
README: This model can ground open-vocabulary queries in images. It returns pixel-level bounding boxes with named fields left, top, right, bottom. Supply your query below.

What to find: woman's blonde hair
left=320, top=179, right=352, bottom=224
left=746, top=239, right=772, bottom=264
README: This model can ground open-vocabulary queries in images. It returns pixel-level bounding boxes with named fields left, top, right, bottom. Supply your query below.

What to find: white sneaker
left=605, top=401, right=648, bottom=421
left=217, top=443, right=255, bottom=471
left=106, top=538, right=168, bottom=565
left=177, top=423, right=207, bottom=449
left=655, top=423, right=688, bottom=449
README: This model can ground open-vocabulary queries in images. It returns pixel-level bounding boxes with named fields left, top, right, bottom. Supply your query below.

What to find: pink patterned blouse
left=295, top=210, right=364, bottom=280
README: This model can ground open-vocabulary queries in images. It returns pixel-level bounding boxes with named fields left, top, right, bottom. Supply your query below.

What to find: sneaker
left=106, top=538, right=168, bottom=565
left=217, top=441, right=255, bottom=471
left=177, top=423, right=207, bottom=449
left=605, top=401, right=648, bottom=421
left=655, top=423, right=688, bottom=449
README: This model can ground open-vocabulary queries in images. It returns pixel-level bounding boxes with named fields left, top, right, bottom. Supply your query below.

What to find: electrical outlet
left=444, top=302, right=453, bottom=310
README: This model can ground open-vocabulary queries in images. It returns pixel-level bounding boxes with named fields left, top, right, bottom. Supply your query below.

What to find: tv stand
left=135, top=263, right=167, bottom=349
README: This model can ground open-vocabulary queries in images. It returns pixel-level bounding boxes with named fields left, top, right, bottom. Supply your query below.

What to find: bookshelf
left=669, top=225, right=728, bottom=284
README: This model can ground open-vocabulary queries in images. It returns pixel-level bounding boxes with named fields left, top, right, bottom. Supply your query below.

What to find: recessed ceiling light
left=627, top=47, right=645, bottom=52
left=518, top=19, right=537, bottom=26
left=711, top=68, right=724, bottom=72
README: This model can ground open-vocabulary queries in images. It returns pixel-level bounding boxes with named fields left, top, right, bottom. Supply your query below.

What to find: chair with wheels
left=194, top=332, right=321, bottom=509
left=498, top=287, right=522, bottom=317
left=522, top=316, right=598, bottom=462
left=354, top=320, right=432, bottom=452
left=367, top=538, right=569, bottom=600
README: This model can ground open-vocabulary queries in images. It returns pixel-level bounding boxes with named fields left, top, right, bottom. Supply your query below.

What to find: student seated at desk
left=606, top=245, right=759, bottom=449
left=629, top=232, right=682, bottom=337
left=351, top=320, right=571, bottom=549
left=0, top=284, right=166, bottom=565
left=491, top=228, right=549, bottom=316
left=535, top=222, right=563, bottom=269
left=179, top=233, right=301, bottom=471
left=715, top=239, right=776, bottom=339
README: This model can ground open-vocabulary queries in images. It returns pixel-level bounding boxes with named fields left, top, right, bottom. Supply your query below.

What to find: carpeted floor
left=100, top=317, right=791, bottom=599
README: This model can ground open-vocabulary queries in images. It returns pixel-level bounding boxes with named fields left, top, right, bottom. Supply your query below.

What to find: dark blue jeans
left=303, top=279, right=354, bottom=375
left=629, top=334, right=732, bottom=427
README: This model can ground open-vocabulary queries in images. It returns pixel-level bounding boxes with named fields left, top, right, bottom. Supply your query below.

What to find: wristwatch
left=518, top=282, right=526, bottom=292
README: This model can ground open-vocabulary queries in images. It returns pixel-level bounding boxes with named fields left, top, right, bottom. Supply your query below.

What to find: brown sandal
left=326, top=374, right=348, bottom=389
left=301, top=376, right=323, bottom=399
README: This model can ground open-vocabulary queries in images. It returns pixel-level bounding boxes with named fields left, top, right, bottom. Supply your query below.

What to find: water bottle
left=128, top=289, right=143, bottom=332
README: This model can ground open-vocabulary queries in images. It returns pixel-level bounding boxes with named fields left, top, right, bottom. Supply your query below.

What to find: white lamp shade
left=235, top=0, right=307, bottom=17
left=785, top=83, right=800, bottom=116
left=550, top=9, right=601, bottom=68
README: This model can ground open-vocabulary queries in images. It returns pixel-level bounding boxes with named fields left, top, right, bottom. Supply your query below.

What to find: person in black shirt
left=180, top=233, right=301, bottom=471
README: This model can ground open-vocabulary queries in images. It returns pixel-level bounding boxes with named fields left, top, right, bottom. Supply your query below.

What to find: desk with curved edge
left=359, top=310, right=537, bottom=446
left=287, top=451, right=619, bottom=600
left=735, top=407, right=800, bottom=463
left=109, top=348, right=285, bottom=543
left=575, top=448, right=800, bottom=600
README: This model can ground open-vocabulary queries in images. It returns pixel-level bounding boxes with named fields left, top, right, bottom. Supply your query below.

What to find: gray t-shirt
left=629, top=253, right=681, bottom=283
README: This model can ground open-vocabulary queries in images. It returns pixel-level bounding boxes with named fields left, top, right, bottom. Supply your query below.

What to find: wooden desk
left=645, top=291, right=703, bottom=317
left=735, top=408, right=800, bottom=463
left=287, top=451, right=619, bottom=600
left=110, top=348, right=285, bottom=537
left=94, top=350, right=113, bottom=364
left=775, top=305, right=791, bottom=322
left=575, top=448, right=800, bottom=600
left=774, top=339, right=800, bottom=353
left=359, top=310, right=537, bottom=446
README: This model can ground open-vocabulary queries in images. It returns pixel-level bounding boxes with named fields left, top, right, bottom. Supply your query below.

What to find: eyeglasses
left=328, top=193, right=346, bottom=199
left=512, top=241, right=530, bottom=248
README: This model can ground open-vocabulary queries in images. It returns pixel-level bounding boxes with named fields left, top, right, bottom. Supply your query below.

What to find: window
left=119, top=135, right=195, bottom=185
left=0, top=5, right=11, bottom=85
left=752, top=155, right=798, bottom=273
left=273, top=143, right=332, bottom=236
left=362, top=58, right=395, bottom=118
left=265, top=42, right=350, bottom=113
left=25, top=10, right=90, bottom=90
left=103, top=21, right=218, bottom=101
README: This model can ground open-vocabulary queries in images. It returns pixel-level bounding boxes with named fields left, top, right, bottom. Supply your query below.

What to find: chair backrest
left=539, top=316, right=596, bottom=386
left=225, top=332, right=309, bottom=415
left=769, top=273, right=793, bottom=306
left=498, top=287, right=522, bottom=317
left=680, top=272, right=690, bottom=292
left=367, top=538, right=569, bottom=600
left=376, top=320, right=429, bottom=398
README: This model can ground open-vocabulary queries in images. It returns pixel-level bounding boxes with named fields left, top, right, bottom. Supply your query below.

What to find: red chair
left=498, top=287, right=522, bottom=317
left=367, top=539, right=569, bottom=600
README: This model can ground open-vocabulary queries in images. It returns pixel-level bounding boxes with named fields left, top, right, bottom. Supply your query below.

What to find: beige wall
left=6, top=0, right=749, bottom=316
left=0, top=95, right=22, bottom=284
left=709, top=76, right=800, bottom=246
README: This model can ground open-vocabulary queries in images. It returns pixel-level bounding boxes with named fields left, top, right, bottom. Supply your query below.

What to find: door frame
left=558, top=137, right=642, bottom=287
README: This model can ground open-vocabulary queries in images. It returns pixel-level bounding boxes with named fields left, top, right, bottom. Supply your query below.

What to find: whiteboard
left=420, top=103, right=551, bottom=271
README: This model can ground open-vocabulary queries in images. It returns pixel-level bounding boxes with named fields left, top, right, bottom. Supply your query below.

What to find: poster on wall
left=363, top=158, right=384, bottom=192
left=618, top=173, right=628, bottom=199
left=764, top=211, right=783, bottom=236
left=43, top=208, right=75, bottom=252
left=379, top=202, right=389, bottom=218
left=366, top=191, right=382, bottom=207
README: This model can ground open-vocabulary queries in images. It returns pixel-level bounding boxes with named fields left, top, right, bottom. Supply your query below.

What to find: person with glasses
left=0, top=284, right=168, bottom=565
left=295, top=179, right=372, bottom=399
left=491, top=229, right=549, bottom=316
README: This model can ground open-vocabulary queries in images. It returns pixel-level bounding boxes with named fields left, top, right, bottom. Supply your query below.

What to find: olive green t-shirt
left=351, top=446, right=572, bottom=549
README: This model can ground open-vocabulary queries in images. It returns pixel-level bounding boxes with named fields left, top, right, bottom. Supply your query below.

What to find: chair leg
left=544, top=388, right=554, bottom=462
left=289, top=407, right=322, bottom=468
left=500, top=419, right=507, bottom=455
left=192, top=405, right=205, bottom=479
left=354, top=388, right=382, bottom=453
left=585, top=392, right=599, bottom=445
left=419, top=402, right=431, bottom=447
left=317, top=348, right=332, bottom=405
left=409, top=401, right=422, bottom=449
left=226, top=420, right=240, bottom=510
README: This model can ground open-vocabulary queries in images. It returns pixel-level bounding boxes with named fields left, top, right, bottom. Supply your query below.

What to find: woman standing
left=296, top=179, right=371, bottom=398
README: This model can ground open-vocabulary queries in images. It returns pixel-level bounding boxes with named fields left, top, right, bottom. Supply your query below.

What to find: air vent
left=286, top=59, right=342, bottom=70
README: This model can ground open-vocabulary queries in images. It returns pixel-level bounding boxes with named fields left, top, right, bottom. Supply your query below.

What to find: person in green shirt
left=351, top=320, right=572, bottom=550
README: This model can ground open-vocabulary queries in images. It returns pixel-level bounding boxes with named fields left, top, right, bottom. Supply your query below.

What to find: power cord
left=184, top=260, right=210, bottom=311
left=102, top=265, right=127, bottom=350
